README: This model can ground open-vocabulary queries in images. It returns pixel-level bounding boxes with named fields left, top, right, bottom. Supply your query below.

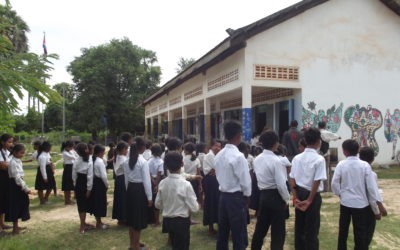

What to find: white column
left=242, top=84, right=252, bottom=142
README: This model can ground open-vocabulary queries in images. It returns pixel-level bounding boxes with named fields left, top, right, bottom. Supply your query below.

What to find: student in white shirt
left=143, top=140, right=152, bottom=161
left=183, top=142, right=201, bottom=199
left=5, top=144, right=31, bottom=235
left=359, top=147, right=388, bottom=246
left=331, top=141, right=383, bottom=250
left=22, top=140, right=41, bottom=164
left=202, top=139, right=222, bottom=235
left=0, top=134, right=13, bottom=231
left=196, top=143, right=207, bottom=173
left=215, top=120, right=252, bottom=250
left=238, top=142, right=258, bottom=215
left=88, top=145, right=109, bottom=230
left=35, top=141, right=56, bottom=205
left=72, top=143, right=94, bottom=234
left=61, top=141, right=77, bottom=205
left=155, top=151, right=199, bottom=250
left=290, top=127, right=327, bottom=250
left=123, top=137, right=152, bottom=250
left=147, top=143, right=164, bottom=226
left=251, top=131, right=290, bottom=250
left=112, top=141, right=129, bottom=225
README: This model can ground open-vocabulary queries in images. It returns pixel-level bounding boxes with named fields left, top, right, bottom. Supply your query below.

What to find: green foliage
left=0, top=3, right=62, bottom=118
left=176, top=57, right=196, bottom=73
left=67, top=38, right=161, bottom=140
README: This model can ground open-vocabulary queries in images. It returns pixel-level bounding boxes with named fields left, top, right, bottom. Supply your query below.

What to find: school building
left=143, top=0, right=400, bottom=163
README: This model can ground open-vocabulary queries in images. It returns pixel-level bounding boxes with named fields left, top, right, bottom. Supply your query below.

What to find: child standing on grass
left=35, top=141, right=56, bottom=205
left=112, top=141, right=129, bottom=225
left=155, top=151, right=199, bottom=250
left=290, top=128, right=326, bottom=250
left=215, top=121, right=252, bottom=250
left=89, top=145, right=109, bottom=230
left=72, top=143, right=95, bottom=234
left=147, top=144, right=164, bottom=226
left=0, top=134, right=13, bottom=232
left=331, top=140, right=383, bottom=250
left=359, top=146, right=388, bottom=246
left=6, top=144, right=31, bottom=235
left=62, top=141, right=77, bottom=205
left=123, top=137, right=152, bottom=250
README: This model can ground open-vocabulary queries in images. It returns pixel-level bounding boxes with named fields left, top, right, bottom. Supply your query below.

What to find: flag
left=42, top=33, right=47, bottom=55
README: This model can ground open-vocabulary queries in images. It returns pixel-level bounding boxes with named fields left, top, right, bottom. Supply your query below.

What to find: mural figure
left=344, top=105, right=382, bottom=156
left=302, top=101, right=343, bottom=133
left=384, top=109, right=400, bottom=160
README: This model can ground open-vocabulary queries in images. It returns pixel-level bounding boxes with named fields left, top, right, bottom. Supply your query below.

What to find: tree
left=67, top=38, right=161, bottom=140
left=0, top=3, right=61, bottom=120
left=175, top=57, right=196, bottom=73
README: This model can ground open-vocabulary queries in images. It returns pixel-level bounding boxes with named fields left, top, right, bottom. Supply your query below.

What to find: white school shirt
left=114, top=155, right=127, bottom=176
left=369, top=171, right=382, bottom=215
left=215, top=144, right=252, bottom=197
left=30, top=151, right=38, bottom=161
left=331, top=157, right=382, bottom=209
left=197, top=152, right=206, bottom=171
left=203, top=150, right=216, bottom=175
left=0, top=148, right=11, bottom=163
left=289, top=148, right=327, bottom=192
left=254, top=150, right=290, bottom=203
left=93, top=157, right=109, bottom=188
left=63, top=150, right=77, bottom=165
left=8, top=156, right=30, bottom=192
left=123, top=154, right=152, bottom=201
left=38, top=152, right=51, bottom=180
left=143, top=149, right=152, bottom=161
left=278, top=155, right=292, bottom=181
left=148, top=157, right=164, bottom=178
left=72, top=156, right=94, bottom=191
left=320, top=129, right=340, bottom=143
left=183, top=154, right=201, bottom=175
left=155, top=173, right=199, bottom=218
left=247, top=155, right=254, bottom=170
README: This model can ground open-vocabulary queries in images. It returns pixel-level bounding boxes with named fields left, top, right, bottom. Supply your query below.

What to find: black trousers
left=217, top=192, right=248, bottom=250
left=163, top=217, right=190, bottom=250
left=251, top=189, right=286, bottom=250
left=338, top=205, right=375, bottom=250
left=294, top=187, right=322, bottom=250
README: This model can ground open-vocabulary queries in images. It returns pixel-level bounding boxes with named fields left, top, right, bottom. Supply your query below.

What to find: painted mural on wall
left=242, top=108, right=252, bottom=142
left=302, top=101, right=343, bottom=133
left=344, top=105, right=382, bottom=156
left=384, top=109, right=400, bottom=159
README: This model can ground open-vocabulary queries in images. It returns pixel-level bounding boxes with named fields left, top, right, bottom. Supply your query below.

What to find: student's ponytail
left=37, top=141, right=51, bottom=159
left=128, top=137, right=146, bottom=170
left=115, top=141, right=129, bottom=163
left=76, top=143, right=89, bottom=162
left=183, top=142, right=197, bottom=162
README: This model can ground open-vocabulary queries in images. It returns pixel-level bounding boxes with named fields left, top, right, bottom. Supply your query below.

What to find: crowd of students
left=0, top=119, right=389, bottom=249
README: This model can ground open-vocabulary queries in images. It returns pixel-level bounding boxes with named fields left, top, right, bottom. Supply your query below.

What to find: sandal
left=97, top=224, right=109, bottom=230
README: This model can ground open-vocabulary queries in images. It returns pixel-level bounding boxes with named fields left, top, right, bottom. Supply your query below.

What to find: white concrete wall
left=245, top=0, right=400, bottom=163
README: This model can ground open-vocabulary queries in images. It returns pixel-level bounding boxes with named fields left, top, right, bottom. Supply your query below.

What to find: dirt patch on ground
left=378, top=179, right=400, bottom=219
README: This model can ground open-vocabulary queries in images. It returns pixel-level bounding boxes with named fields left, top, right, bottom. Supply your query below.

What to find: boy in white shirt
left=215, top=120, right=252, bottom=250
left=155, top=151, right=199, bottom=250
left=332, top=141, right=383, bottom=250
left=290, top=128, right=326, bottom=250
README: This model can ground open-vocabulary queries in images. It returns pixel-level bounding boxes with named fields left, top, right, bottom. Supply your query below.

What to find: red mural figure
left=344, top=105, right=383, bottom=156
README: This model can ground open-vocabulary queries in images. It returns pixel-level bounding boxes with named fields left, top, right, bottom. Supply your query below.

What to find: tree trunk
left=91, top=130, right=98, bottom=142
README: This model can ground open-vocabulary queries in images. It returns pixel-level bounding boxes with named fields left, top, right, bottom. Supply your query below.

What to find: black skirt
left=88, top=177, right=107, bottom=217
left=189, top=179, right=200, bottom=199
left=249, top=170, right=260, bottom=211
left=35, top=165, right=56, bottom=191
left=5, top=178, right=30, bottom=222
left=75, top=173, right=89, bottom=213
left=62, top=164, right=74, bottom=191
left=126, top=182, right=148, bottom=231
left=0, top=169, right=9, bottom=213
left=112, top=175, right=126, bottom=221
left=203, top=174, right=220, bottom=226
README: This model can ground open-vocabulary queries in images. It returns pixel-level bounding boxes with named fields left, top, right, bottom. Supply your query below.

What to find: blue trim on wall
left=242, top=108, right=252, bottom=142
left=289, top=99, right=295, bottom=123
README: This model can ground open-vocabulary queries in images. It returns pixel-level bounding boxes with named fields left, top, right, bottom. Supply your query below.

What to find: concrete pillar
left=150, top=117, right=154, bottom=139
left=158, top=114, right=162, bottom=141
left=204, top=99, right=212, bottom=145
left=168, top=111, right=173, bottom=137
left=242, top=85, right=252, bottom=142
left=144, top=118, right=148, bottom=139
left=195, top=105, right=200, bottom=142
left=182, top=106, right=187, bottom=140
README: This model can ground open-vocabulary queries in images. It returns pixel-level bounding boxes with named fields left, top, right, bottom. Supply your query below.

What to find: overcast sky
left=8, top=0, right=300, bottom=113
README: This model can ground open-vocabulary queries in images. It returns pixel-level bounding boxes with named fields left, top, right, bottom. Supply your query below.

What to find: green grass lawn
left=0, top=164, right=399, bottom=249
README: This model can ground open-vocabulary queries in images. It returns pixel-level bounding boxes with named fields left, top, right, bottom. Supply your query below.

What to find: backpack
left=320, top=139, right=329, bottom=155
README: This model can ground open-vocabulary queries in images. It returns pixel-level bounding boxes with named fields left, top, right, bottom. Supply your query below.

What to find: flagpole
left=41, top=31, right=46, bottom=138
left=62, top=84, right=66, bottom=141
